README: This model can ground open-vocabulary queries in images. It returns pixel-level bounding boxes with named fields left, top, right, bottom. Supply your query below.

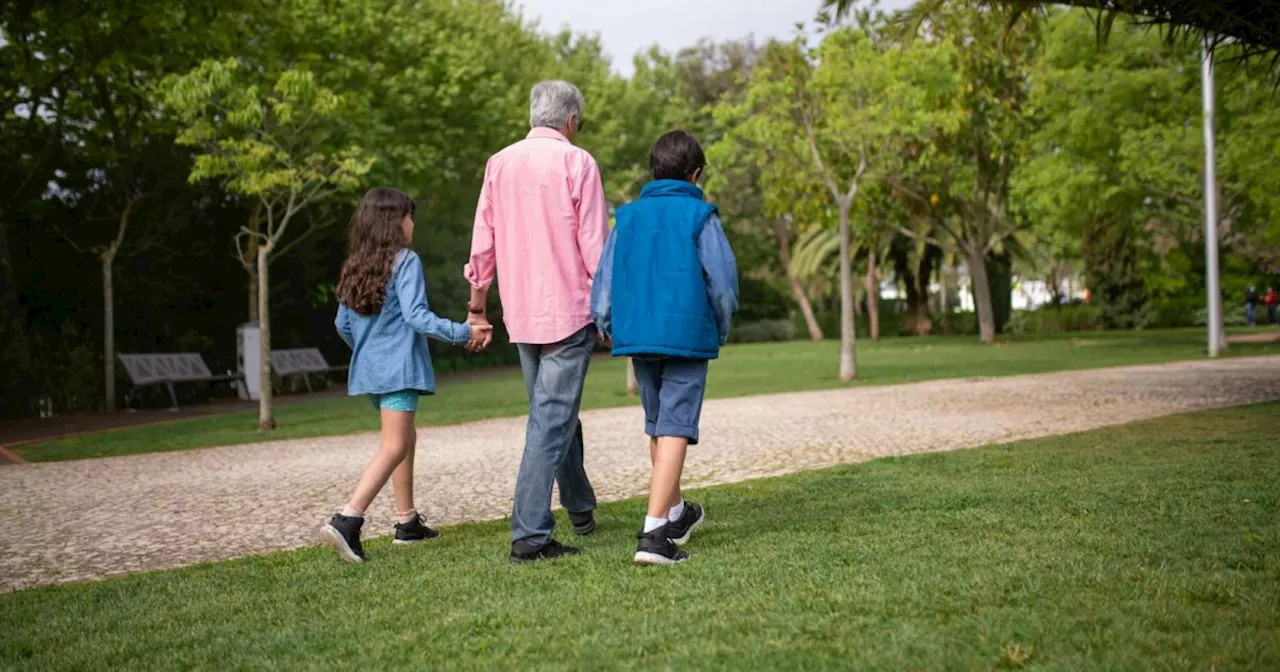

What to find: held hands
left=465, top=312, right=494, bottom=353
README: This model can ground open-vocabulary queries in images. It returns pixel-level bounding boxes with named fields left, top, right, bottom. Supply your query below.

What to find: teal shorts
left=368, top=390, right=420, bottom=412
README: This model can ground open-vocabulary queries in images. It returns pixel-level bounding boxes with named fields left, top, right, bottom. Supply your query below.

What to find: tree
left=163, top=59, right=373, bottom=429
left=729, top=19, right=957, bottom=378
left=1018, top=9, right=1280, bottom=330
left=5, top=0, right=248, bottom=413
left=881, top=3, right=1040, bottom=343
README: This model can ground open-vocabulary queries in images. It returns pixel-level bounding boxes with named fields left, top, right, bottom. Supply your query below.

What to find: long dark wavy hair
left=336, top=187, right=415, bottom=315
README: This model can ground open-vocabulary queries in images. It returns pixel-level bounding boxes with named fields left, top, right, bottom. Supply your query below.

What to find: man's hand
left=466, top=312, right=494, bottom=352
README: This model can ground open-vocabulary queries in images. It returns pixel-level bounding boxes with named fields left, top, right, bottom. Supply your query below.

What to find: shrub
left=730, top=319, right=798, bottom=344
left=736, top=277, right=792, bottom=322
left=1006, top=305, right=1102, bottom=336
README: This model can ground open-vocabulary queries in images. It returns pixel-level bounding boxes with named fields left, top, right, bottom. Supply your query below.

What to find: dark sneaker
left=322, top=514, right=365, bottom=564
left=509, top=539, right=580, bottom=565
left=393, top=514, right=440, bottom=544
left=634, top=526, right=689, bottom=566
left=665, top=502, right=705, bottom=546
left=568, top=510, right=596, bottom=536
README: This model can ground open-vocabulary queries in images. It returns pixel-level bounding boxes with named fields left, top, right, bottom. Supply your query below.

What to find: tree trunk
left=102, top=252, right=116, bottom=412
left=792, top=281, right=823, bottom=342
left=940, top=262, right=950, bottom=316
left=245, top=207, right=261, bottom=321
left=967, top=246, right=997, bottom=344
left=866, top=248, right=880, bottom=342
left=625, top=358, right=638, bottom=396
left=838, top=204, right=857, bottom=381
left=248, top=270, right=259, bottom=322
left=911, top=247, right=936, bottom=336
left=257, top=244, right=276, bottom=430
left=772, top=220, right=823, bottom=341
left=985, top=249, right=1013, bottom=334
left=99, top=201, right=133, bottom=413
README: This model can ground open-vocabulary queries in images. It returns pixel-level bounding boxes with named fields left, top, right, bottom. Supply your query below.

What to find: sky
left=513, top=0, right=914, bottom=76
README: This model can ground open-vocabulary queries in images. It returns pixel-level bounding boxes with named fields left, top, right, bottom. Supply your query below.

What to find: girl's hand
left=466, top=324, right=493, bottom=352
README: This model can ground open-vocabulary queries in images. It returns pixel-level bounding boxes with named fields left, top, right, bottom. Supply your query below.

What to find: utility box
left=237, top=322, right=262, bottom=401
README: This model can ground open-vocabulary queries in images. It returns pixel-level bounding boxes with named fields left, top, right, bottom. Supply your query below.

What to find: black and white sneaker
left=634, top=526, right=689, bottom=566
left=509, top=539, right=580, bottom=564
left=664, top=502, right=705, bottom=546
left=322, top=514, right=365, bottom=564
left=393, top=514, right=440, bottom=544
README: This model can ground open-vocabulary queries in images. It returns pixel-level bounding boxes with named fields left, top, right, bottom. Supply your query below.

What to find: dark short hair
left=650, top=130, right=706, bottom=181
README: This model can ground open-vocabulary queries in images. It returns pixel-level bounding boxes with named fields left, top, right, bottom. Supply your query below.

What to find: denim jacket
left=336, top=249, right=471, bottom=396
left=590, top=211, right=739, bottom=349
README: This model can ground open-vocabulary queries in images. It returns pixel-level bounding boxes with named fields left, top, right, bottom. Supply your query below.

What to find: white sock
left=340, top=505, right=364, bottom=518
left=398, top=509, right=418, bottom=525
left=643, top=515, right=668, bottom=533
left=668, top=500, right=685, bottom=522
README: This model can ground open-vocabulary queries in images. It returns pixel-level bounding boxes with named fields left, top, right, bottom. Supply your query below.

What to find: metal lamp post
left=1201, top=39, right=1223, bottom=357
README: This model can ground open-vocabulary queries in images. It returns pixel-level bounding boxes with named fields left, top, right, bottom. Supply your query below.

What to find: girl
left=323, top=187, right=490, bottom=564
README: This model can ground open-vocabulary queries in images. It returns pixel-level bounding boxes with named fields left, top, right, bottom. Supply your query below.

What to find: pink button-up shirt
left=464, top=128, right=609, bottom=345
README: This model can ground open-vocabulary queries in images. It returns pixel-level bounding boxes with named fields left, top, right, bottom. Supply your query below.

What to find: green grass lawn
left=20, top=328, right=1280, bottom=462
left=3, top=404, right=1277, bottom=670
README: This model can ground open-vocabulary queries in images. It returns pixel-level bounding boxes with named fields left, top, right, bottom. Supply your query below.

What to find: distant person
left=1246, top=286, right=1259, bottom=327
left=322, top=187, right=491, bottom=564
left=1266, top=285, right=1279, bottom=325
left=464, top=81, right=606, bottom=564
left=590, top=130, right=739, bottom=565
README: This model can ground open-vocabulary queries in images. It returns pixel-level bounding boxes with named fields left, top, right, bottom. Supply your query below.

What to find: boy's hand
left=466, top=322, right=493, bottom=352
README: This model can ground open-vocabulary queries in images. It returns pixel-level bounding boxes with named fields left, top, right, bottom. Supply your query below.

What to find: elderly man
left=464, top=81, right=607, bottom=563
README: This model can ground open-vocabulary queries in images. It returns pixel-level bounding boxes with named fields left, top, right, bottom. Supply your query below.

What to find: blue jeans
left=1246, top=304, right=1257, bottom=326
left=511, top=325, right=598, bottom=545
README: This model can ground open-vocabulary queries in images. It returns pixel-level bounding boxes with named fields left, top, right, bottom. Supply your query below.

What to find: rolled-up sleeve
left=698, top=213, right=739, bottom=345
left=463, top=161, right=497, bottom=289
left=397, top=252, right=471, bottom=345
left=335, top=304, right=354, bottom=349
left=574, top=157, right=609, bottom=280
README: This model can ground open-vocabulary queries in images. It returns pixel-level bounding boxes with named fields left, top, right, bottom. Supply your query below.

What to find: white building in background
left=947, top=266, right=1085, bottom=313
left=879, top=267, right=1086, bottom=313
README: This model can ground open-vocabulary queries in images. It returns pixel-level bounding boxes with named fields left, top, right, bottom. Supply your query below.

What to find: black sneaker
left=509, top=539, right=580, bottom=565
left=665, top=502, right=705, bottom=546
left=393, top=514, right=440, bottom=544
left=322, top=514, right=365, bottom=564
left=568, top=510, right=596, bottom=536
left=634, top=526, right=689, bottom=566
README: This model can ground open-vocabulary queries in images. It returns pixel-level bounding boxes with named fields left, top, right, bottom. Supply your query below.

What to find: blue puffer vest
left=610, top=179, right=719, bottom=359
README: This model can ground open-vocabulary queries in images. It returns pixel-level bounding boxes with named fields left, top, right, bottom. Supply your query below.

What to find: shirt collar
left=527, top=127, right=570, bottom=143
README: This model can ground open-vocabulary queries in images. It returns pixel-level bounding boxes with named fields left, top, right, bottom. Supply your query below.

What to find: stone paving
left=3, top=357, right=1279, bottom=593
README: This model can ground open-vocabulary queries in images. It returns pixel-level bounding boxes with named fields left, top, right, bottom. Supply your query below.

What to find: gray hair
left=529, top=80, right=585, bottom=130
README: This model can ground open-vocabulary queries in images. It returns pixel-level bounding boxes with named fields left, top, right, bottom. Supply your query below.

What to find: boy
left=590, top=130, right=739, bottom=565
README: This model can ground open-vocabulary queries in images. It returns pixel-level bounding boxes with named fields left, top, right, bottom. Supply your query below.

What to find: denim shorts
left=632, top=357, right=709, bottom=444
left=368, top=389, right=420, bottom=412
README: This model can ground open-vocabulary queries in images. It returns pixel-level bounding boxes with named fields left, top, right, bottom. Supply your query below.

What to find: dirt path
left=3, top=357, right=1278, bottom=593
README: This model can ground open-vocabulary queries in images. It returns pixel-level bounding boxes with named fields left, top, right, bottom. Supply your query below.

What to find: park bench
left=270, top=348, right=348, bottom=393
left=118, top=353, right=244, bottom=410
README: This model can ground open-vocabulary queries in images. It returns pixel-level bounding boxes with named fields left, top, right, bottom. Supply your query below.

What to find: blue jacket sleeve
left=698, top=213, right=739, bottom=345
left=335, top=304, right=354, bottom=349
left=395, top=251, right=472, bottom=345
left=590, top=228, right=617, bottom=338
